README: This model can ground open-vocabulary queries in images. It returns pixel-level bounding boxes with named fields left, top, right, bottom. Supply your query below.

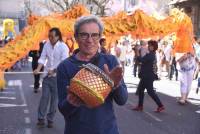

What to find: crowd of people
left=3, top=15, right=199, bottom=134
left=34, top=15, right=200, bottom=134
left=115, top=36, right=200, bottom=105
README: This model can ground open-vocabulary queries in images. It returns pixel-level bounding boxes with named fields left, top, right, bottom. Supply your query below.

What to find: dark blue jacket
left=57, top=53, right=128, bottom=134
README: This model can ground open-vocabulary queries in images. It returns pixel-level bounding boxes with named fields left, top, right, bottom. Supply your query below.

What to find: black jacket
left=29, top=42, right=45, bottom=63
left=138, top=52, right=158, bottom=80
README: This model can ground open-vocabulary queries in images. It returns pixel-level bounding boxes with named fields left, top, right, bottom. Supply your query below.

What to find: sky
left=106, top=0, right=171, bottom=19
left=25, top=0, right=171, bottom=17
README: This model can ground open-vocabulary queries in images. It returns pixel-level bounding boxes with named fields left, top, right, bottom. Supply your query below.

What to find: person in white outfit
left=119, top=41, right=128, bottom=73
left=176, top=52, right=196, bottom=105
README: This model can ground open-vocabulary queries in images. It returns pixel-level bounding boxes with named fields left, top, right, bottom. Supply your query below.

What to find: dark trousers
left=133, top=63, right=138, bottom=77
left=169, top=62, right=178, bottom=80
left=32, top=61, right=41, bottom=89
left=137, top=78, right=163, bottom=107
left=33, top=74, right=40, bottom=89
left=133, top=63, right=141, bottom=77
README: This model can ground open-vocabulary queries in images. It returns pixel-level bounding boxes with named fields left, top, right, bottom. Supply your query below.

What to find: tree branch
left=52, top=0, right=65, bottom=11
left=24, top=0, right=32, bottom=15
left=92, top=0, right=100, bottom=6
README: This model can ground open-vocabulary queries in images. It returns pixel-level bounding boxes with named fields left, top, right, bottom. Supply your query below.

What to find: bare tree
left=42, top=0, right=111, bottom=16
left=24, top=0, right=32, bottom=16
left=91, top=0, right=110, bottom=16
left=41, top=0, right=82, bottom=12
left=26, top=0, right=111, bottom=16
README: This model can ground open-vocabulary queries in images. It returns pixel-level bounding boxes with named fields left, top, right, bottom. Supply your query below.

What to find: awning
left=169, top=0, right=189, bottom=5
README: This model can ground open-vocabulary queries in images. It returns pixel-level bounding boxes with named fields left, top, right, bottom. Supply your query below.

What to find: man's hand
left=33, top=69, right=40, bottom=75
left=48, top=69, right=55, bottom=76
left=33, top=64, right=43, bottom=75
left=67, top=91, right=84, bottom=107
left=103, top=64, right=123, bottom=88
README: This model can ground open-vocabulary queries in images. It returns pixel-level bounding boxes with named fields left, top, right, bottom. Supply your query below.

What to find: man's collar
left=50, top=40, right=61, bottom=48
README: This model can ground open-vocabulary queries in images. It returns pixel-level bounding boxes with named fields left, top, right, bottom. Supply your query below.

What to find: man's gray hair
left=74, top=15, right=104, bottom=36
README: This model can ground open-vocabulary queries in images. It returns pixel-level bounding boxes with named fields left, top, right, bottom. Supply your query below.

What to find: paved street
left=0, top=66, right=200, bottom=134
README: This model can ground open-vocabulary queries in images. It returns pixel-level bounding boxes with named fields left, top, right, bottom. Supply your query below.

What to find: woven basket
left=69, top=63, right=114, bottom=108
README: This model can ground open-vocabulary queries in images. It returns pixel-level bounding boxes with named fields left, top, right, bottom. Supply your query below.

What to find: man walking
left=34, top=27, right=69, bottom=128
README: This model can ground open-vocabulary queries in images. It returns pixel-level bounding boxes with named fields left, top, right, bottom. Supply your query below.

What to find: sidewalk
left=124, top=66, right=200, bottom=105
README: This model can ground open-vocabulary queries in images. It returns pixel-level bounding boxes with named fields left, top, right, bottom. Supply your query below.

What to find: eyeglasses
left=78, top=32, right=100, bottom=40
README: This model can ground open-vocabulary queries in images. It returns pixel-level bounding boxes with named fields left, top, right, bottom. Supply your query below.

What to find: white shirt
left=177, top=55, right=196, bottom=72
left=38, top=40, right=69, bottom=77
left=119, top=45, right=127, bottom=61
left=164, top=45, right=172, bottom=62
left=140, top=46, right=149, bottom=57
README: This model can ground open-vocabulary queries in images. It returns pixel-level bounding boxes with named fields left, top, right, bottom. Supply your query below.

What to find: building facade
left=170, top=0, right=200, bottom=36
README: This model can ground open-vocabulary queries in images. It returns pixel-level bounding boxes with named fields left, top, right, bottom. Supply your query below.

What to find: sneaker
left=185, top=99, right=190, bottom=104
left=34, top=88, right=39, bottom=93
left=155, top=106, right=165, bottom=113
left=37, top=119, right=45, bottom=127
left=47, top=120, right=53, bottom=128
left=132, top=106, right=143, bottom=111
left=178, top=100, right=186, bottom=105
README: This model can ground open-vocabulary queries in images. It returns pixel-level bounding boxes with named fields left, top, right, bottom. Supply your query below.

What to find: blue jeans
left=38, top=76, right=57, bottom=122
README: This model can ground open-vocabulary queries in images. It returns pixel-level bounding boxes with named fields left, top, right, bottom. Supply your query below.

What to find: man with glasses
left=57, top=15, right=128, bottom=134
